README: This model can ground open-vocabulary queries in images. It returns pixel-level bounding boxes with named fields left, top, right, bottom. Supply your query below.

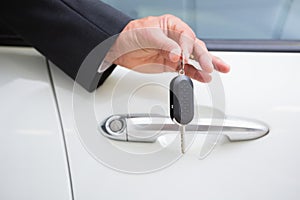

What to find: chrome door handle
left=99, top=114, right=269, bottom=142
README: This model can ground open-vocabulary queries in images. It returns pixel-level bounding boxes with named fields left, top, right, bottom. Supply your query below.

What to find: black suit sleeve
left=0, top=0, right=132, bottom=91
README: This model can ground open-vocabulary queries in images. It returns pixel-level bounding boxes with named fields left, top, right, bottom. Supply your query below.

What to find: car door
left=49, top=49, right=300, bottom=200
left=0, top=47, right=72, bottom=200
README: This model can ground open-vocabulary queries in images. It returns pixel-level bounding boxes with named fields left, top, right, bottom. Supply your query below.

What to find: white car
left=1, top=0, right=300, bottom=199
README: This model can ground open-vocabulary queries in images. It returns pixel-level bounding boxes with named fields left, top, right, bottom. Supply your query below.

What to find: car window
left=102, top=0, right=300, bottom=51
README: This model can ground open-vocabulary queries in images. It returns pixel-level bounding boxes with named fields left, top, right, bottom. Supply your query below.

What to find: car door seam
left=45, top=58, right=75, bottom=200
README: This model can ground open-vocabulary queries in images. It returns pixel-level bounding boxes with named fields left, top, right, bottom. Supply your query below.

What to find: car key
left=169, top=55, right=194, bottom=153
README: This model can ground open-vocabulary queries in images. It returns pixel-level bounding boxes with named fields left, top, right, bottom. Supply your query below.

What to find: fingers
left=179, top=35, right=194, bottom=62
left=162, top=15, right=229, bottom=75
left=163, top=14, right=196, bottom=42
left=160, top=38, right=181, bottom=63
left=192, top=39, right=231, bottom=74
left=138, top=28, right=182, bottom=63
left=211, top=54, right=231, bottom=73
left=115, top=15, right=230, bottom=78
left=192, top=39, right=213, bottom=73
left=163, top=15, right=196, bottom=60
left=184, top=64, right=212, bottom=83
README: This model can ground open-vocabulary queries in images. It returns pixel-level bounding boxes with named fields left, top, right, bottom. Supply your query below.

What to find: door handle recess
left=99, top=114, right=269, bottom=142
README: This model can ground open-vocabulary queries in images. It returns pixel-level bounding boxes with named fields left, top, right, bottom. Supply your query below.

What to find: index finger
left=164, top=15, right=196, bottom=59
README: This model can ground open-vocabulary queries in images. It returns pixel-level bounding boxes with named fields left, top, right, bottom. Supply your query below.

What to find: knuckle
left=162, top=14, right=175, bottom=19
left=145, top=16, right=155, bottom=21
left=197, top=39, right=206, bottom=47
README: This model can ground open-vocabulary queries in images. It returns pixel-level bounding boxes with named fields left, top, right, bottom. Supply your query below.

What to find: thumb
left=147, top=29, right=181, bottom=62
left=161, top=36, right=181, bottom=62
left=160, top=37, right=181, bottom=62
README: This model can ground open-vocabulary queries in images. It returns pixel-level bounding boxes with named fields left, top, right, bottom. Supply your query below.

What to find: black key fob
left=169, top=75, right=194, bottom=125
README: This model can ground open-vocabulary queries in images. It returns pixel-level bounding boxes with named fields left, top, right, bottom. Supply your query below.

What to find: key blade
left=180, top=126, right=185, bottom=154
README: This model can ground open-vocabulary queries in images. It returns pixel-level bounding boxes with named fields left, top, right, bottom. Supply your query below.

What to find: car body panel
left=50, top=52, right=300, bottom=199
left=0, top=47, right=72, bottom=200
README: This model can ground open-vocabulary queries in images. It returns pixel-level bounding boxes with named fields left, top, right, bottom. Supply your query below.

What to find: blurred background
left=0, top=0, right=299, bottom=50
left=102, top=0, right=300, bottom=40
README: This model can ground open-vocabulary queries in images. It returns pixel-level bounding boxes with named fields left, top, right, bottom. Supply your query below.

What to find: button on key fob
left=169, top=74, right=194, bottom=125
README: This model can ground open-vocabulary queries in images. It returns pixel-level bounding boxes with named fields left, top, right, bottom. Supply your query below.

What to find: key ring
left=178, top=52, right=185, bottom=75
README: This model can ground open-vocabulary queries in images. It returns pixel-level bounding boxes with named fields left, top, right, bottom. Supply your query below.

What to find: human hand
left=105, top=14, right=230, bottom=82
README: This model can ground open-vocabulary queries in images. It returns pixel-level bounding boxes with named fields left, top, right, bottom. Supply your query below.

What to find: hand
left=105, top=14, right=230, bottom=82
